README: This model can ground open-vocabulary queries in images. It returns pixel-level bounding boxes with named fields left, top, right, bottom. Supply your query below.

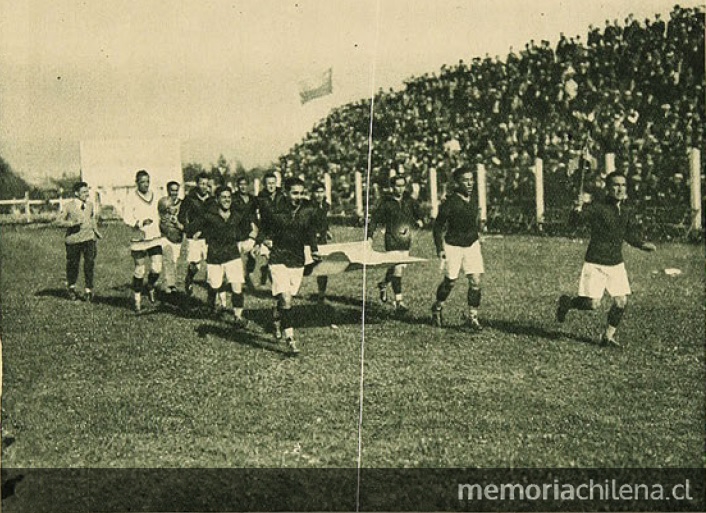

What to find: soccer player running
left=310, top=181, right=332, bottom=303
left=185, top=186, right=250, bottom=328
left=123, top=170, right=163, bottom=313
left=556, top=171, right=656, bottom=347
left=232, top=175, right=259, bottom=289
left=178, top=172, right=212, bottom=296
left=56, top=181, right=102, bottom=301
left=158, top=181, right=184, bottom=295
left=369, top=174, right=424, bottom=314
left=255, top=171, right=287, bottom=286
left=255, top=177, right=320, bottom=354
left=431, top=167, right=484, bottom=331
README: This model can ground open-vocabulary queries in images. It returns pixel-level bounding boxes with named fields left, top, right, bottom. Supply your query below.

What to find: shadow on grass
left=245, top=303, right=366, bottom=333
left=35, top=288, right=70, bottom=300
left=195, top=323, right=294, bottom=356
left=307, top=293, right=364, bottom=308
left=484, top=317, right=597, bottom=345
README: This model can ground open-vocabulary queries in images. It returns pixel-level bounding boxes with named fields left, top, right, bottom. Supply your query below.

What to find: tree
left=0, top=156, right=33, bottom=200
left=182, top=162, right=206, bottom=183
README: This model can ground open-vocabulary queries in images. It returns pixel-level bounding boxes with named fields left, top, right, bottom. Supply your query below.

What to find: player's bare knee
left=468, top=274, right=481, bottom=290
left=133, top=264, right=146, bottom=280
left=589, top=298, right=601, bottom=310
left=393, top=264, right=405, bottom=277
left=613, top=296, right=628, bottom=309
left=151, top=258, right=163, bottom=274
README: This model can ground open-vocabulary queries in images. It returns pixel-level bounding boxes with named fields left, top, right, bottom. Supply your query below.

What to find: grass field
left=1, top=222, right=704, bottom=471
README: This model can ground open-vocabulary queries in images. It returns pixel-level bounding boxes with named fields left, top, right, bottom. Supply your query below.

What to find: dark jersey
left=186, top=205, right=248, bottom=265
left=370, top=193, right=424, bottom=251
left=313, top=200, right=331, bottom=245
left=231, top=192, right=258, bottom=241
left=256, top=189, right=288, bottom=239
left=178, top=189, right=212, bottom=236
left=433, top=192, right=480, bottom=254
left=570, top=198, right=644, bottom=266
left=267, top=199, right=319, bottom=268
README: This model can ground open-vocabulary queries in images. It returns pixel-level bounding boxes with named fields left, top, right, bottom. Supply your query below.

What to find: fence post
left=689, top=147, right=702, bottom=232
left=324, top=172, right=332, bottom=206
left=58, top=188, right=65, bottom=212
left=429, top=167, right=438, bottom=218
left=605, top=153, right=616, bottom=175
left=355, top=171, right=364, bottom=218
left=24, top=191, right=31, bottom=222
left=274, top=171, right=282, bottom=188
left=476, top=163, right=487, bottom=230
left=535, top=157, right=545, bottom=231
left=253, top=178, right=260, bottom=196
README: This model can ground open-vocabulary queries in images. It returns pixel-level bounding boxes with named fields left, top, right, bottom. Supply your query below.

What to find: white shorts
left=270, top=264, right=304, bottom=297
left=444, top=242, right=484, bottom=279
left=186, top=238, right=208, bottom=263
left=162, top=240, right=182, bottom=264
left=304, top=245, right=314, bottom=266
left=578, top=262, right=631, bottom=299
left=206, top=259, right=245, bottom=289
left=238, top=239, right=256, bottom=255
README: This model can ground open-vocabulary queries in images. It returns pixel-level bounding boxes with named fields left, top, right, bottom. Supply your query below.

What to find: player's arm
left=367, top=200, right=385, bottom=240
left=432, top=201, right=448, bottom=258
left=568, top=195, right=590, bottom=227
left=122, top=196, right=141, bottom=229
left=624, top=213, right=656, bottom=252
left=54, top=201, right=76, bottom=228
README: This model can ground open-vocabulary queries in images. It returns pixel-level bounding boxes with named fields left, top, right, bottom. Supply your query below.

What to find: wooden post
left=253, top=178, right=260, bottom=196
left=324, top=173, right=332, bottom=206
left=689, top=147, right=702, bottom=231
left=605, top=153, right=616, bottom=175
left=476, top=163, right=487, bottom=230
left=429, top=167, right=438, bottom=218
left=58, top=188, right=65, bottom=212
left=24, top=191, right=31, bottom=222
left=274, top=171, right=282, bottom=188
left=354, top=171, right=364, bottom=218
left=535, top=158, right=545, bottom=231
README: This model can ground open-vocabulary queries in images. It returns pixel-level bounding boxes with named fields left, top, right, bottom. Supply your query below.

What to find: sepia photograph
left=0, top=0, right=704, bottom=510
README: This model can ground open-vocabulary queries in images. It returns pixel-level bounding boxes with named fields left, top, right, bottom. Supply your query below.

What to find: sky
left=0, top=0, right=702, bottom=185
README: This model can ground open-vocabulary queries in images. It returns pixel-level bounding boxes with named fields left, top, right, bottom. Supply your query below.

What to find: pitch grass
left=1, top=223, right=704, bottom=468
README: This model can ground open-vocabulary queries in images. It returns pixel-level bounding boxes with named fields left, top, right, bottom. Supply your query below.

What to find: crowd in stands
left=279, top=5, right=705, bottom=219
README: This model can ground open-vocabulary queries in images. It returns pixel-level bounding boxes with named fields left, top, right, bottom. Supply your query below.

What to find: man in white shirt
left=123, top=170, right=163, bottom=313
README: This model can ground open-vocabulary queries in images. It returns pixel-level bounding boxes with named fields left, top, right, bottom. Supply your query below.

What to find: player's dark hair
left=167, top=181, right=180, bottom=190
left=195, top=171, right=210, bottom=183
left=311, top=181, right=325, bottom=192
left=605, top=171, right=626, bottom=187
left=236, top=175, right=249, bottom=185
left=73, top=181, right=88, bottom=193
left=135, top=169, right=150, bottom=182
left=452, top=166, right=474, bottom=182
left=214, top=185, right=231, bottom=198
left=284, top=177, right=305, bottom=190
left=263, top=171, right=277, bottom=182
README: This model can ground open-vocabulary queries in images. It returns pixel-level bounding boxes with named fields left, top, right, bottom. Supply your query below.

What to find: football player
left=368, top=174, right=424, bottom=313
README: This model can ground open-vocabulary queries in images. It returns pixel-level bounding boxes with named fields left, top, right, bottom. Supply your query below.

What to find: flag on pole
left=299, top=68, right=333, bottom=104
